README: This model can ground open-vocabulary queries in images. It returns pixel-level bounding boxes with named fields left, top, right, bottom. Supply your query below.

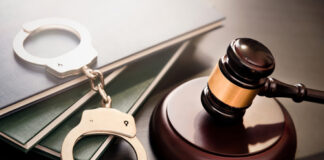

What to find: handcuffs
left=13, top=18, right=147, bottom=160
left=61, top=108, right=146, bottom=160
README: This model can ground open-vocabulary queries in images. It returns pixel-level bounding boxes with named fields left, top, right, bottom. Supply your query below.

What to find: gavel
left=202, top=38, right=324, bottom=122
left=150, top=38, right=324, bottom=160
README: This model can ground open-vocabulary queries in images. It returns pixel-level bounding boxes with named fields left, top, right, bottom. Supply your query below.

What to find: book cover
left=0, top=42, right=188, bottom=155
left=0, top=0, right=224, bottom=117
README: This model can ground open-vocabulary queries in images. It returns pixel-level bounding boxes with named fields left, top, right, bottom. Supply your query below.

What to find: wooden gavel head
left=202, top=38, right=275, bottom=122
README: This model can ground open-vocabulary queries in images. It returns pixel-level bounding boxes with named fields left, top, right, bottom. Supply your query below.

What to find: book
left=0, top=0, right=224, bottom=117
left=0, top=42, right=188, bottom=156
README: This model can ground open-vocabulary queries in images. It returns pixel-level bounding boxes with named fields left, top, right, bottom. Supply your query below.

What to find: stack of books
left=0, top=0, right=223, bottom=159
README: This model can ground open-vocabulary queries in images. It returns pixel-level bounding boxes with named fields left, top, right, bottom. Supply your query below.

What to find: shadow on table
left=101, top=138, right=136, bottom=160
left=297, top=152, right=324, bottom=160
left=0, top=139, right=47, bottom=160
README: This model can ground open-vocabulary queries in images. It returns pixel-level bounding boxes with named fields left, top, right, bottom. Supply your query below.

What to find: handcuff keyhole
left=124, top=120, right=129, bottom=126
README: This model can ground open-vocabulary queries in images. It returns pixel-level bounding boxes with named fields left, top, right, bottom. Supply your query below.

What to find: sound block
left=149, top=77, right=296, bottom=160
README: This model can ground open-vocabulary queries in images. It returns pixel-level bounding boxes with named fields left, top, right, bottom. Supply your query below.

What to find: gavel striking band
left=203, top=38, right=324, bottom=122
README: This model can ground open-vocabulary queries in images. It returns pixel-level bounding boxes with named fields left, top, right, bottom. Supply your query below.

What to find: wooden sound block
left=149, top=77, right=296, bottom=160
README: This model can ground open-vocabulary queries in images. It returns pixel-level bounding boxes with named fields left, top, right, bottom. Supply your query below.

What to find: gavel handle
left=258, top=78, right=324, bottom=104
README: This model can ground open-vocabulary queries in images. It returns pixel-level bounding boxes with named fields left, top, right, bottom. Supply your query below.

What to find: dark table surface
left=2, top=0, right=324, bottom=159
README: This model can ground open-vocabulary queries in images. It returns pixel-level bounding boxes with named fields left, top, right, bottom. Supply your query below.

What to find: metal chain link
left=82, top=66, right=111, bottom=108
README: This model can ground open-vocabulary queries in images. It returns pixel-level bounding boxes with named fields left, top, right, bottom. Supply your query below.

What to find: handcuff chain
left=82, top=66, right=111, bottom=108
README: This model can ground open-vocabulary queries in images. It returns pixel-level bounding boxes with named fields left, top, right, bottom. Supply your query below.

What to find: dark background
left=2, top=0, right=324, bottom=159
